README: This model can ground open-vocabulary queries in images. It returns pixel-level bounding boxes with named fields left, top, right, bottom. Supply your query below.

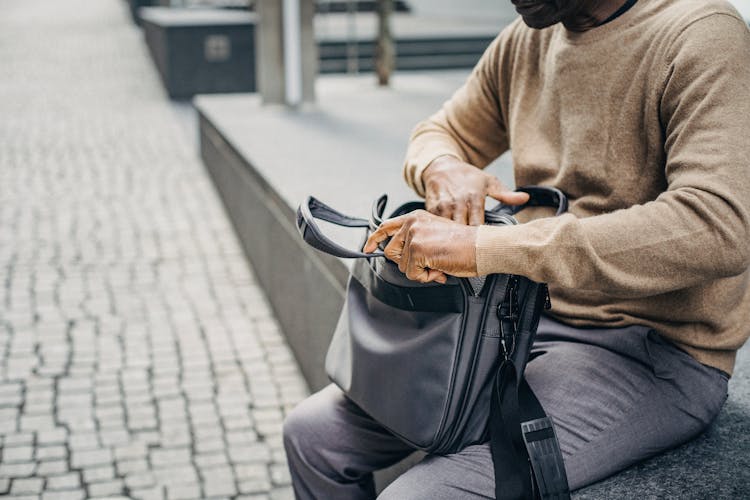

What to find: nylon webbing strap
left=491, top=362, right=570, bottom=500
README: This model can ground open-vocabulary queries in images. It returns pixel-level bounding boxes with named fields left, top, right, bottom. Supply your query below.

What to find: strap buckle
left=521, top=417, right=571, bottom=500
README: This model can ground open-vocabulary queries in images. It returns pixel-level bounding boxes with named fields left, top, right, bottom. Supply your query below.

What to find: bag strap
left=296, top=186, right=569, bottom=259
left=492, top=364, right=570, bottom=500
left=491, top=281, right=570, bottom=500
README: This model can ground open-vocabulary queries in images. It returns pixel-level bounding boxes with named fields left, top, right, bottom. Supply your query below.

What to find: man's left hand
left=363, top=210, right=479, bottom=284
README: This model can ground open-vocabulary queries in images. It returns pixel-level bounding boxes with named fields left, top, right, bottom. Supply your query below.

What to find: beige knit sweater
left=404, top=0, right=750, bottom=375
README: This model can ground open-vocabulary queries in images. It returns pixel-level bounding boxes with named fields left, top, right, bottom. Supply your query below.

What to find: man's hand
left=423, top=156, right=529, bottom=225
left=364, top=210, right=479, bottom=284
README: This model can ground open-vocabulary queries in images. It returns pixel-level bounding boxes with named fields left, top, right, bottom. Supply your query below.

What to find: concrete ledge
left=196, top=73, right=749, bottom=496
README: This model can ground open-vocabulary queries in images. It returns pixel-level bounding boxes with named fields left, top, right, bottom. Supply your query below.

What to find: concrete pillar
left=256, top=0, right=316, bottom=106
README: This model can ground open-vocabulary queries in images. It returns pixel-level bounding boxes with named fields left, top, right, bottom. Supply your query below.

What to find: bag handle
left=297, top=196, right=386, bottom=258
left=491, top=186, right=568, bottom=217
left=296, top=186, right=569, bottom=259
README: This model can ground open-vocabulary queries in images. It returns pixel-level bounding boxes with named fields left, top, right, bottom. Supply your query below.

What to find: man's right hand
left=422, top=155, right=529, bottom=226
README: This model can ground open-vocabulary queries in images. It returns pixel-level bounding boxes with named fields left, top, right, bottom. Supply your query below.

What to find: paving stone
left=194, top=452, right=228, bottom=470
left=3, top=445, right=34, bottom=463
left=125, top=471, right=156, bottom=490
left=0, top=461, right=36, bottom=478
left=2, top=432, right=34, bottom=447
left=203, top=474, right=238, bottom=497
left=234, top=464, right=270, bottom=482
left=36, top=460, right=69, bottom=476
left=36, top=446, right=68, bottom=461
left=114, top=441, right=148, bottom=462
left=238, top=479, right=273, bottom=495
left=46, top=472, right=81, bottom=490
left=224, top=430, right=259, bottom=446
left=10, top=477, right=44, bottom=495
left=0, top=409, right=19, bottom=433
left=269, top=486, right=294, bottom=500
left=194, top=438, right=226, bottom=455
left=150, top=447, right=192, bottom=468
left=131, top=486, right=166, bottom=500
left=71, top=448, right=112, bottom=469
left=166, top=483, right=202, bottom=500
left=41, top=490, right=86, bottom=500
left=228, top=443, right=272, bottom=464
left=269, top=464, right=291, bottom=486
left=87, top=478, right=125, bottom=497
left=82, top=465, right=115, bottom=485
left=99, top=428, right=130, bottom=446
left=68, top=433, right=100, bottom=451
left=37, top=428, right=69, bottom=446
left=116, top=458, right=149, bottom=476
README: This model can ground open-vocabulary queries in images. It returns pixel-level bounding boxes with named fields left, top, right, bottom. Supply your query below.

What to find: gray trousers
left=283, top=316, right=729, bottom=499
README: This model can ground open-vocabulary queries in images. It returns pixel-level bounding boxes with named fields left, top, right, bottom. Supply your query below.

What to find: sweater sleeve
left=475, top=13, right=750, bottom=298
left=402, top=25, right=513, bottom=197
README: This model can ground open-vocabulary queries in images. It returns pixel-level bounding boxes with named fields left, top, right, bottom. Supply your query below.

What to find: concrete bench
left=139, top=7, right=257, bottom=99
left=195, top=72, right=750, bottom=496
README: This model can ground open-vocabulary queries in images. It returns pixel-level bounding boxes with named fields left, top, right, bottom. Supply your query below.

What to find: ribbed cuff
left=404, top=151, right=463, bottom=197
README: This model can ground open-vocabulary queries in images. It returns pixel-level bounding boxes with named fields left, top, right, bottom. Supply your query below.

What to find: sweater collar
left=560, top=0, right=649, bottom=45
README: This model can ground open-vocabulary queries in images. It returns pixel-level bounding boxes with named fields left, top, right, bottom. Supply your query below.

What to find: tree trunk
left=375, top=0, right=395, bottom=86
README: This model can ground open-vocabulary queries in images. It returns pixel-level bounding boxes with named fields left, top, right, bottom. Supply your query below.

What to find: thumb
left=486, top=178, right=530, bottom=206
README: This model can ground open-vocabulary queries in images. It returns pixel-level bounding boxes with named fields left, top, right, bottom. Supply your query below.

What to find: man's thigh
left=379, top=318, right=728, bottom=498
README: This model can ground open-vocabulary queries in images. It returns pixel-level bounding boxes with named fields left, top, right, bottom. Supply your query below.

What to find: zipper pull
left=543, top=284, right=552, bottom=310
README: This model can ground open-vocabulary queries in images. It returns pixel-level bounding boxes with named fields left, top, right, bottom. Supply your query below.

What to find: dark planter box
left=140, top=8, right=257, bottom=99
left=128, top=0, right=157, bottom=24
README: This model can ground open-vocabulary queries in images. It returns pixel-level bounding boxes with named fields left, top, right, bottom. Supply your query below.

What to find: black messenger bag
left=296, top=186, right=571, bottom=500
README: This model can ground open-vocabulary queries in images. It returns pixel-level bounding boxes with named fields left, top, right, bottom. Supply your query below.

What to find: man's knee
left=283, top=386, right=344, bottom=464
left=283, top=396, right=322, bottom=455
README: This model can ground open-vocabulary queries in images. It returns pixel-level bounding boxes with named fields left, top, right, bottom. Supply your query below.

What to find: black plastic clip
left=521, top=417, right=570, bottom=500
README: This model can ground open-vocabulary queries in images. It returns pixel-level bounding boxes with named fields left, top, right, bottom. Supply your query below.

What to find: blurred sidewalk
left=0, top=1, right=306, bottom=499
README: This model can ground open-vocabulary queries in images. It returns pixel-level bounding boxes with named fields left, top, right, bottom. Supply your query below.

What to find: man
left=284, top=0, right=750, bottom=498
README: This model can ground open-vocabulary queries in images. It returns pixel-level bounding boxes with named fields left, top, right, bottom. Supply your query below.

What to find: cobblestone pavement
left=0, top=1, right=308, bottom=498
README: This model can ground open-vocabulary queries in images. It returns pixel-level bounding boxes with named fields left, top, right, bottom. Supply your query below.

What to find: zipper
left=497, top=276, right=519, bottom=360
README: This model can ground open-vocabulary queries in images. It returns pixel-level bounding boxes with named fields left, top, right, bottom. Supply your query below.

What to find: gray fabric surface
left=283, top=316, right=728, bottom=499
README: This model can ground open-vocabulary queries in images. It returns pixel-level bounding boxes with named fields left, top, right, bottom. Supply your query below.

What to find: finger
left=424, top=191, right=439, bottom=214
left=397, top=227, right=413, bottom=274
left=426, top=269, right=448, bottom=284
left=452, top=199, right=469, bottom=225
left=486, top=178, right=530, bottom=206
left=404, top=236, right=422, bottom=281
left=467, top=196, right=484, bottom=226
left=411, top=266, right=448, bottom=284
left=364, top=215, right=407, bottom=253
left=383, top=227, right=406, bottom=266
left=431, top=193, right=452, bottom=218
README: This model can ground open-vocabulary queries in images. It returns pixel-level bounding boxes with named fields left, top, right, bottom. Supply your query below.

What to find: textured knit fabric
left=283, top=317, right=729, bottom=498
left=403, top=0, right=750, bottom=375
